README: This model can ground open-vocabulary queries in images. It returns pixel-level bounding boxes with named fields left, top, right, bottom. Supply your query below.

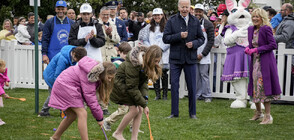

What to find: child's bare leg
left=72, top=108, right=88, bottom=140
left=131, top=106, right=143, bottom=140
left=113, top=106, right=138, bottom=140
left=52, top=108, right=76, bottom=140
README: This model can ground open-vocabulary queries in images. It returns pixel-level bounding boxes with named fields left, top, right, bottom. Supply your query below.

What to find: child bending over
left=39, top=45, right=87, bottom=117
left=111, top=45, right=162, bottom=140
left=48, top=57, right=116, bottom=140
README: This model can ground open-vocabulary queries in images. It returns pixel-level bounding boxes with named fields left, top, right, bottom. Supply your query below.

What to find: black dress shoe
left=190, top=115, right=198, bottom=119
left=167, top=114, right=178, bottom=119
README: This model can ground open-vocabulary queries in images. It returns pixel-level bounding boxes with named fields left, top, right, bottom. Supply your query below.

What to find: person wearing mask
left=41, top=0, right=75, bottom=64
left=163, top=0, right=205, bottom=119
left=194, top=4, right=214, bottom=102
left=68, top=3, right=105, bottom=62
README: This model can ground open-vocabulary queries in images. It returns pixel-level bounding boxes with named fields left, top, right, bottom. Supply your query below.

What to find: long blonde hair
left=251, top=8, right=272, bottom=28
left=97, top=62, right=116, bottom=104
left=143, top=45, right=162, bottom=82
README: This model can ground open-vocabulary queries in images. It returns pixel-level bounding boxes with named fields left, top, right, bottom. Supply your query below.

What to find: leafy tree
left=1, top=0, right=294, bottom=30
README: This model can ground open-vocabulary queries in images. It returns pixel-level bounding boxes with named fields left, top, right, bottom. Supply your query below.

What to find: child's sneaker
left=38, top=112, right=51, bottom=117
left=103, top=109, right=110, bottom=115
left=103, top=121, right=111, bottom=131
left=0, top=119, right=6, bottom=125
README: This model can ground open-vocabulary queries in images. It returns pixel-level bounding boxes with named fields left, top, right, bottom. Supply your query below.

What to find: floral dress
left=252, top=29, right=280, bottom=103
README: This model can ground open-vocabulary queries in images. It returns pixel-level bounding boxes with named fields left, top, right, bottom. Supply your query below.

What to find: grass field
left=0, top=88, right=294, bottom=140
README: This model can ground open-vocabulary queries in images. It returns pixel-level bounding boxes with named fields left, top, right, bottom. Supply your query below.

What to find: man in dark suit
left=105, top=1, right=128, bottom=42
left=163, top=0, right=205, bottom=119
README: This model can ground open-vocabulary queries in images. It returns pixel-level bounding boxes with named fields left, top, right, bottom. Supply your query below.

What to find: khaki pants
left=105, top=105, right=129, bottom=125
left=97, top=96, right=108, bottom=110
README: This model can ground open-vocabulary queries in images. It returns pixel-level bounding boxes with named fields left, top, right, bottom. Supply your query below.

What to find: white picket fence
left=0, top=40, right=48, bottom=89
left=1, top=40, right=293, bottom=101
left=179, top=43, right=294, bottom=101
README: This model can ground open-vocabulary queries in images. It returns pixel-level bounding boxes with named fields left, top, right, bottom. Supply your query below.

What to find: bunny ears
left=87, top=62, right=105, bottom=82
left=226, top=0, right=251, bottom=13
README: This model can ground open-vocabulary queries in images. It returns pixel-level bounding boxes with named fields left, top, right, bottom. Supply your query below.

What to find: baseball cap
left=56, top=0, right=67, bottom=7
left=152, top=8, right=163, bottom=15
left=194, top=4, right=204, bottom=10
left=80, top=3, right=92, bottom=13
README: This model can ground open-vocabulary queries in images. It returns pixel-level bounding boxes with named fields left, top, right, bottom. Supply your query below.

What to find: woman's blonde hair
left=143, top=45, right=162, bottom=82
left=2, top=19, right=13, bottom=30
left=251, top=8, right=271, bottom=27
left=97, top=61, right=117, bottom=104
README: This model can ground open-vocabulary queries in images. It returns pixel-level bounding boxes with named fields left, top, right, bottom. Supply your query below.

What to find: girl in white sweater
left=15, top=17, right=31, bottom=45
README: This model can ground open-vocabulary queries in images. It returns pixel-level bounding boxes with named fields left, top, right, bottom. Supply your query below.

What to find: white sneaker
left=103, top=121, right=111, bottom=131
left=0, top=119, right=6, bottom=125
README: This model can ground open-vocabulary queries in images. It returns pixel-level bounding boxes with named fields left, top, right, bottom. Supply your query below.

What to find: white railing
left=1, top=40, right=293, bottom=101
left=179, top=43, right=294, bottom=101
left=0, top=40, right=139, bottom=90
left=0, top=40, right=47, bottom=89
left=277, top=43, right=294, bottom=101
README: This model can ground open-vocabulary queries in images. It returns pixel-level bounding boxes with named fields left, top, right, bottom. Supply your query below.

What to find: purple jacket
left=0, top=68, right=10, bottom=95
left=49, top=56, right=103, bottom=121
left=247, top=25, right=281, bottom=96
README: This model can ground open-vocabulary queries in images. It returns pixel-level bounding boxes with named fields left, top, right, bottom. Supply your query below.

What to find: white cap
left=194, top=4, right=204, bottom=10
left=152, top=8, right=163, bottom=15
left=80, top=3, right=92, bottom=13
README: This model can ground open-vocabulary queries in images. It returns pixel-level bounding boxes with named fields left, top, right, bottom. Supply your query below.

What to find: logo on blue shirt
left=57, top=29, right=69, bottom=44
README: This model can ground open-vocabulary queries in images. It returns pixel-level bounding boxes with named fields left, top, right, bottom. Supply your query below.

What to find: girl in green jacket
left=111, top=45, right=162, bottom=140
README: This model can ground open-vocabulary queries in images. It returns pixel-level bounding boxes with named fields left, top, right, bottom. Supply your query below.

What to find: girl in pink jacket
left=49, top=56, right=116, bottom=140
left=0, top=59, right=10, bottom=126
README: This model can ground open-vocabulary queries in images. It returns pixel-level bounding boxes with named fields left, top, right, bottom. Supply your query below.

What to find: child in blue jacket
left=38, top=45, right=87, bottom=117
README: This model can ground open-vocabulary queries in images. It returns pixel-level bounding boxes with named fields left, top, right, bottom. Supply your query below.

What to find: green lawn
left=0, top=88, right=293, bottom=140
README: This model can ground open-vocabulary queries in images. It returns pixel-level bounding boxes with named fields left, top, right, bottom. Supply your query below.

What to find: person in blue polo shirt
left=42, top=0, right=75, bottom=64
left=105, top=1, right=128, bottom=42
